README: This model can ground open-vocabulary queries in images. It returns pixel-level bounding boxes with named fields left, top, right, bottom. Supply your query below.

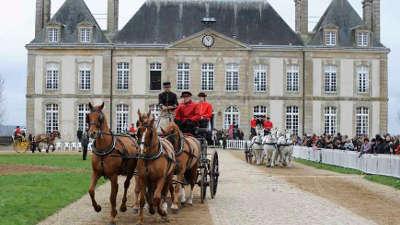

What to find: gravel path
left=208, top=150, right=377, bottom=225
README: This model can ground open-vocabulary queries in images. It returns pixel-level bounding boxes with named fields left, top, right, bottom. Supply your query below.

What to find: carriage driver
left=196, top=92, right=213, bottom=129
left=263, top=116, right=274, bottom=135
left=158, top=81, right=179, bottom=115
left=174, top=91, right=200, bottom=134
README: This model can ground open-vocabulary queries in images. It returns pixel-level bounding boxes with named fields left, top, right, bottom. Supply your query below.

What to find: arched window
left=324, top=106, right=337, bottom=135
left=116, top=104, right=129, bottom=133
left=224, top=106, right=240, bottom=129
left=45, top=104, right=59, bottom=133
left=286, top=106, right=299, bottom=135
left=149, top=104, right=161, bottom=119
left=356, top=107, right=369, bottom=136
left=77, top=104, right=90, bottom=131
left=253, top=105, right=267, bottom=118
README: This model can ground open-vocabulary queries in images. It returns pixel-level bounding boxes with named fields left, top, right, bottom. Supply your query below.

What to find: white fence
left=294, top=146, right=400, bottom=178
left=226, top=140, right=250, bottom=150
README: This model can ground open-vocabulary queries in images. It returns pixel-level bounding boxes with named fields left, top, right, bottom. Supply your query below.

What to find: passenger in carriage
left=196, top=92, right=213, bottom=129
left=250, top=116, right=257, bottom=138
left=174, top=91, right=200, bottom=135
left=263, top=116, right=273, bottom=135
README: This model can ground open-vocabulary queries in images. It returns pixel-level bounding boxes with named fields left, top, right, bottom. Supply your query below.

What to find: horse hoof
left=120, top=205, right=127, bottom=212
left=132, top=208, right=139, bottom=214
left=94, top=205, right=102, bottom=212
left=149, top=208, right=155, bottom=215
left=161, top=216, right=170, bottom=223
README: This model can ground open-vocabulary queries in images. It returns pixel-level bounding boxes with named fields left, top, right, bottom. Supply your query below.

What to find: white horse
left=277, top=130, right=294, bottom=167
left=250, top=125, right=265, bottom=165
left=263, top=129, right=278, bottom=167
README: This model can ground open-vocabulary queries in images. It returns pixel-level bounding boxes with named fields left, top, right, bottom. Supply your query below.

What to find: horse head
left=86, top=102, right=106, bottom=139
left=160, top=122, right=181, bottom=147
left=137, top=109, right=157, bottom=154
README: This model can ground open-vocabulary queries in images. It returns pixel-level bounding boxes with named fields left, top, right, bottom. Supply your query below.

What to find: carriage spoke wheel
left=210, top=151, right=219, bottom=199
left=200, top=167, right=207, bottom=204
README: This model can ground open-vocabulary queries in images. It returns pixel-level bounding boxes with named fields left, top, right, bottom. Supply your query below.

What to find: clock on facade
left=202, top=35, right=215, bottom=47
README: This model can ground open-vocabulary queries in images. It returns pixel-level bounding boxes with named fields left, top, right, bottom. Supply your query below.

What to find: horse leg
left=120, top=173, right=133, bottom=212
left=186, top=164, right=198, bottom=206
left=171, top=174, right=182, bottom=212
left=88, top=172, right=102, bottom=212
left=133, top=176, right=140, bottom=214
left=154, top=178, right=168, bottom=221
left=161, top=177, right=171, bottom=215
left=108, top=175, right=119, bottom=225
left=137, top=182, right=146, bottom=225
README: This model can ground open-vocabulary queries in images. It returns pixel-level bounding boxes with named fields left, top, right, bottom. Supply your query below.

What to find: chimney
left=372, top=0, right=381, bottom=42
left=294, top=0, right=308, bottom=35
left=362, top=0, right=373, bottom=30
left=107, top=0, right=119, bottom=33
left=35, top=0, right=51, bottom=37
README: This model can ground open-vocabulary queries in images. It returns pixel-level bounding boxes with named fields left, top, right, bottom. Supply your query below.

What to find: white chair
left=88, top=142, right=93, bottom=152
left=64, top=142, right=71, bottom=151
left=77, top=142, right=82, bottom=151
left=71, top=142, right=77, bottom=151
left=55, top=142, right=62, bottom=151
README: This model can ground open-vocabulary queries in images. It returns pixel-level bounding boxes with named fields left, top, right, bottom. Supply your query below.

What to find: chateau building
left=26, top=0, right=389, bottom=141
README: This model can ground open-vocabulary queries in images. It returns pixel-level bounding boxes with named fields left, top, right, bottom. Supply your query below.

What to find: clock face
left=202, top=35, right=215, bottom=47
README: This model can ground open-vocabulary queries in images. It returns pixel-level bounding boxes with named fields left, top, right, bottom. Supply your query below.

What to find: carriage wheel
left=210, top=151, right=219, bottom=199
left=13, top=140, right=26, bottom=153
left=200, top=167, right=207, bottom=204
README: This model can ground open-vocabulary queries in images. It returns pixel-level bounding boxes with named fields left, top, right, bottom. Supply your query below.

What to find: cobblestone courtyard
left=37, top=150, right=400, bottom=225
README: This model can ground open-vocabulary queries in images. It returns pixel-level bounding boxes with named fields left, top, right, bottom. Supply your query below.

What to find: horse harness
left=165, top=131, right=198, bottom=173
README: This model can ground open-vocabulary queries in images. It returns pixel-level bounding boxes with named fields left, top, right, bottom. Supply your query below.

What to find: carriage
left=12, top=135, right=29, bottom=153
left=195, top=128, right=219, bottom=203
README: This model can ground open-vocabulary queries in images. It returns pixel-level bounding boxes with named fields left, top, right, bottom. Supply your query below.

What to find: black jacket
left=158, top=91, right=178, bottom=107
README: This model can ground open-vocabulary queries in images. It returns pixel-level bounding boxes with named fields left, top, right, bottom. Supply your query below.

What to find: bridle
left=86, top=110, right=106, bottom=139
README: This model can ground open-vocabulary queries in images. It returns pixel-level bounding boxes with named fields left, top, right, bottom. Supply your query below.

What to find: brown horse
left=161, top=122, right=200, bottom=211
left=34, top=131, right=61, bottom=152
left=135, top=110, right=176, bottom=224
left=86, top=102, right=139, bottom=225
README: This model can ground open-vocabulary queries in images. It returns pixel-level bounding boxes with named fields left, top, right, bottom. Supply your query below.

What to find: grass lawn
left=295, top=158, right=400, bottom=190
left=0, top=154, right=105, bottom=225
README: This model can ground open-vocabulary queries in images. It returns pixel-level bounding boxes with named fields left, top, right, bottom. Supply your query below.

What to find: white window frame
left=45, top=104, right=59, bottom=134
left=357, top=32, right=369, bottom=47
left=149, top=62, right=162, bottom=91
left=357, top=66, right=369, bottom=94
left=324, top=65, right=337, bottom=93
left=201, top=63, right=214, bottom=91
left=79, top=27, right=92, bottom=43
left=286, top=106, right=299, bottom=135
left=177, top=63, right=190, bottom=91
left=48, top=27, right=59, bottom=43
left=286, top=64, right=300, bottom=92
left=149, top=104, right=161, bottom=120
left=253, top=64, right=267, bottom=92
left=116, top=104, right=129, bottom=133
left=224, top=106, right=240, bottom=129
left=324, top=106, right=337, bottom=135
left=46, top=63, right=59, bottom=90
left=324, top=31, right=337, bottom=46
left=77, top=104, right=90, bottom=131
left=117, top=62, right=129, bottom=90
left=356, top=107, right=369, bottom=136
left=253, top=105, right=267, bottom=118
left=225, top=63, right=239, bottom=92
left=79, top=64, right=91, bottom=90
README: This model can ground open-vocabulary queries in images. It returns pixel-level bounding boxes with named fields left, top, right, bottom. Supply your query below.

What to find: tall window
left=286, top=106, right=299, bottom=135
left=48, top=28, right=59, bottom=43
left=253, top=105, right=267, bottom=117
left=324, top=106, right=337, bottom=135
left=116, top=104, right=129, bottom=133
left=324, top=31, right=337, bottom=46
left=117, top=62, right=129, bottom=90
left=357, top=66, right=369, bottom=93
left=357, top=32, right=369, bottom=47
left=79, top=64, right=91, bottom=90
left=356, top=107, right=369, bottom=136
left=201, top=63, right=214, bottom=91
left=324, top=65, right=337, bottom=93
left=225, top=63, right=239, bottom=91
left=79, top=27, right=91, bottom=43
left=253, top=65, right=267, bottom=92
left=45, top=104, right=59, bottom=134
left=46, top=63, right=59, bottom=90
left=177, top=63, right=190, bottom=90
left=149, top=63, right=162, bottom=90
left=224, top=106, right=240, bottom=129
left=77, top=104, right=90, bottom=131
left=149, top=104, right=161, bottom=120
left=287, top=64, right=299, bottom=92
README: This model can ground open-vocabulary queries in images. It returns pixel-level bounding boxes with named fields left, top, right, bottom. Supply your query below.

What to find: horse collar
left=92, top=134, right=116, bottom=157
left=138, top=139, right=164, bottom=161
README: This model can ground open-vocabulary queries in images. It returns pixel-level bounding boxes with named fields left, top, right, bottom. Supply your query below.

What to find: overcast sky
left=0, top=0, right=398, bottom=133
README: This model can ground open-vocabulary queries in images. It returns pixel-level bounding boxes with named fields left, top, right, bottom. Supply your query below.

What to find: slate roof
left=114, top=0, right=303, bottom=46
left=308, top=0, right=383, bottom=47
left=31, top=0, right=109, bottom=44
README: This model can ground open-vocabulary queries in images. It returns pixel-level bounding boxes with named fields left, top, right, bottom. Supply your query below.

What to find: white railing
left=226, top=140, right=251, bottom=150
left=294, top=146, right=400, bottom=178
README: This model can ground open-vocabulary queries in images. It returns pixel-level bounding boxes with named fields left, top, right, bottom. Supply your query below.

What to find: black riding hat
left=198, top=92, right=207, bottom=97
left=163, top=81, right=171, bottom=87
left=180, top=91, right=192, bottom=97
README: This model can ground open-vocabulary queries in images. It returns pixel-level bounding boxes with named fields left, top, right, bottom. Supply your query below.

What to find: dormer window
left=324, top=31, right=337, bottom=46
left=79, top=27, right=92, bottom=43
left=48, top=28, right=59, bottom=43
left=357, top=31, right=369, bottom=47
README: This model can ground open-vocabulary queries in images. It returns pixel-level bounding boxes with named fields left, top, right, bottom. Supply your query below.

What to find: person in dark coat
left=159, top=82, right=178, bottom=112
left=81, top=128, right=90, bottom=160
left=76, top=129, right=83, bottom=142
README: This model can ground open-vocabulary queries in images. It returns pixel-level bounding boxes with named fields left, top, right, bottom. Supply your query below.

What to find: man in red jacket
left=263, top=116, right=273, bottom=135
left=197, top=92, right=213, bottom=129
left=175, top=91, right=200, bottom=134
left=250, top=117, right=257, bottom=137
